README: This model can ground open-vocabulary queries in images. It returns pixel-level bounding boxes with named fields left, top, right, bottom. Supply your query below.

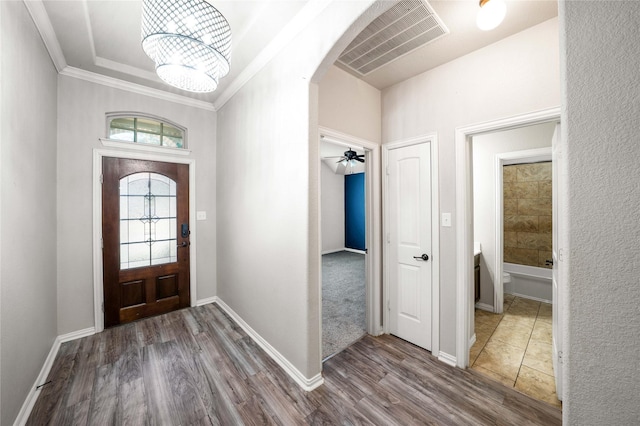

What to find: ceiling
left=30, top=0, right=558, bottom=109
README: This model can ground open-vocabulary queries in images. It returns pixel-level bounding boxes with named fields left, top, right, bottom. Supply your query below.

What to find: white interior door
left=387, top=143, right=432, bottom=350
left=551, top=122, right=564, bottom=400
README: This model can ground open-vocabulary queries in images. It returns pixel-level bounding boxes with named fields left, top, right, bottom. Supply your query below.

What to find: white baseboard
left=507, top=292, right=552, bottom=304
left=59, top=327, right=95, bottom=343
left=474, top=302, right=494, bottom=312
left=196, top=296, right=217, bottom=306
left=14, top=327, right=95, bottom=426
left=344, top=248, right=366, bottom=255
left=321, top=248, right=345, bottom=255
left=438, top=351, right=457, bottom=367
left=469, top=333, right=476, bottom=348
left=215, top=298, right=324, bottom=391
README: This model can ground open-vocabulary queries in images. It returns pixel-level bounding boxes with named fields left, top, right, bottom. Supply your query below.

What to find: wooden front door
left=102, top=157, right=190, bottom=327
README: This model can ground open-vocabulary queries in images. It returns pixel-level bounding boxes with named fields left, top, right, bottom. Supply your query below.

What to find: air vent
left=337, top=0, right=449, bottom=76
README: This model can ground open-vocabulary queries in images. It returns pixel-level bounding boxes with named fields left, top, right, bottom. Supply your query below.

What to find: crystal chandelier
left=141, top=0, right=231, bottom=93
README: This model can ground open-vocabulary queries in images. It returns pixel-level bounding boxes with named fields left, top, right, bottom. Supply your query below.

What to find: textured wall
left=383, top=18, right=560, bottom=355
left=0, top=2, right=58, bottom=424
left=561, top=1, right=640, bottom=424
left=503, top=162, right=552, bottom=268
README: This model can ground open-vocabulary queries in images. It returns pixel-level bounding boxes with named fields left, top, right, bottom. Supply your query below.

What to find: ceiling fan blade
left=355, top=157, right=365, bottom=163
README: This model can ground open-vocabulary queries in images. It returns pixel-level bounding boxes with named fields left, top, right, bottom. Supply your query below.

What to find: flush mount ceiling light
left=141, top=0, right=231, bottom=93
left=476, top=0, right=507, bottom=31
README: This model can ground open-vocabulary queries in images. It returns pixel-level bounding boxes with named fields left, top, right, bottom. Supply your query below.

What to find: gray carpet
left=322, top=251, right=366, bottom=360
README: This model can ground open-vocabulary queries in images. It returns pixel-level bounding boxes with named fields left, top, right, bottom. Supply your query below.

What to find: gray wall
left=561, top=1, right=640, bottom=424
left=320, top=161, right=344, bottom=253
left=217, top=0, right=381, bottom=380
left=382, top=18, right=560, bottom=356
left=0, top=2, right=58, bottom=424
left=318, top=65, right=382, bottom=144
left=56, top=76, right=217, bottom=335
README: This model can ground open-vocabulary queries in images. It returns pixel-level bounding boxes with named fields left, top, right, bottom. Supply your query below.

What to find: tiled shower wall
left=503, top=162, right=552, bottom=269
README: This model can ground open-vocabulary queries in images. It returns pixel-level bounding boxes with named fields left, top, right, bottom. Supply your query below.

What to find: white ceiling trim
left=81, top=0, right=97, bottom=62
left=23, top=0, right=67, bottom=72
left=212, top=0, right=333, bottom=111
left=95, top=56, right=159, bottom=82
left=60, top=67, right=216, bottom=112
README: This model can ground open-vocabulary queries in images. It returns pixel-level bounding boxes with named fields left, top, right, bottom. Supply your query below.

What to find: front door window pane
left=119, top=172, right=178, bottom=270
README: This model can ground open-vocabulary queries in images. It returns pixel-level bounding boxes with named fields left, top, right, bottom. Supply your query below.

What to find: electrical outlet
left=196, top=211, right=207, bottom=221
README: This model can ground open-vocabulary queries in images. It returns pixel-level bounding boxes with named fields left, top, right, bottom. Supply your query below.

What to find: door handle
left=414, top=254, right=429, bottom=261
left=177, top=241, right=190, bottom=248
left=545, top=259, right=554, bottom=266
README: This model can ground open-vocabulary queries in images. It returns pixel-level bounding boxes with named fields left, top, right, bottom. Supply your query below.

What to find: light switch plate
left=196, top=211, right=207, bottom=221
left=442, top=213, right=451, bottom=227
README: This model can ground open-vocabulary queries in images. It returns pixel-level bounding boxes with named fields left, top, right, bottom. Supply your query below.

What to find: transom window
left=107, top=114, right=185, bottom=148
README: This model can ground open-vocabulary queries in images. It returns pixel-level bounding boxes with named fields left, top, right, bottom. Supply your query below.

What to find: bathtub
left=503, top=262, right=552, bottom=303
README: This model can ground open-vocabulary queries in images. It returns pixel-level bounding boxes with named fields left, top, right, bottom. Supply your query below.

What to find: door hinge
left=101, top=302, right=104, bottom=313
left=387, top=299, right=391, bottom=311
left=386, top=166, right=390, bottom=176
left=558, top=351, right=563, bottom=364
left=101, top=238, right=104, bottom=250
left=100, top=173, right=103, bottom=184
left=386, top=233, right=391, bottom=244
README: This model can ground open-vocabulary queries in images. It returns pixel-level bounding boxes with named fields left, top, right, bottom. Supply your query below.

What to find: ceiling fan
left=330, top=148, right=365, bottom=166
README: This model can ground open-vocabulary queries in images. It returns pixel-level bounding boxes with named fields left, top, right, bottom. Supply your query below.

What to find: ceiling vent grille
left=337, top=0, right=448, bottom=76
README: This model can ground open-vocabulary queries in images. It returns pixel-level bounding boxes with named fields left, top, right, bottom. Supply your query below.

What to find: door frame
left=455, top=107, right=560, bottom=368
left=493, top=147, right=551, bottom=314
left=318, top=127, right=382, bottom=339
left=383, top=134, right=440, bottom=359
left=93, top=147, right=197, bottom=333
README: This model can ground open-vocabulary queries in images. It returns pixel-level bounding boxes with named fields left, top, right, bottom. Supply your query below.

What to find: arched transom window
left=107, top=114, right=186, bottom=149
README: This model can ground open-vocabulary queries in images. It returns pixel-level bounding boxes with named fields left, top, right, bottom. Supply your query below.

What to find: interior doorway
left=468, top=123, right=560, bottom=407
left=319, top=128, right=382, bottom=360
left=455, top=109, right=564, bottom=408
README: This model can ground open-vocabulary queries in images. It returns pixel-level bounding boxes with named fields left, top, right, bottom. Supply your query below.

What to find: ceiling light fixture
left=476, top=0, right=507, bottom=31
left=141, top=0, right=231, bottom=93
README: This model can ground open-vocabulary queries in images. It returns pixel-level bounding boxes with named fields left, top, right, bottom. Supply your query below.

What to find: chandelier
left=141, top=0, right=231, bottom=93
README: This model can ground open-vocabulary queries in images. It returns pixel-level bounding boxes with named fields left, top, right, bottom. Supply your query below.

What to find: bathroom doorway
left=465, top=120, right=563, bottom=407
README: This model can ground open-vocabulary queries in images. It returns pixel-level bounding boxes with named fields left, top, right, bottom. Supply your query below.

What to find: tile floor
left=470, top=294, right=562, bottom=408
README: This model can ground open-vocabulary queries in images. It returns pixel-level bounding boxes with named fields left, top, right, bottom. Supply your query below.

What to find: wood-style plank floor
left=28, top=303, right=561, bottom=425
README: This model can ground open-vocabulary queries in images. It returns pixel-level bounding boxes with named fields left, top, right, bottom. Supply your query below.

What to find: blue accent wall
left=345, top=173, right=365, bottom=251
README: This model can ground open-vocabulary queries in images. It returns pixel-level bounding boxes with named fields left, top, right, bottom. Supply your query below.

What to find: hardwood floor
left=28, top=303, right=561, bottom=425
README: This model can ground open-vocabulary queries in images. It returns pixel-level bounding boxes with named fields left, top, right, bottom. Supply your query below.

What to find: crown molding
left=23, top=0, right=67, bottom=72
left=95, top=56, right=160, bottom=82
left=212, top=0, right=333, bottom=110
left=81, top=0, right=97, bottom=62
left=25, top=0, right=333, bottom=113
left=60, top=67, right=216, bottom=112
